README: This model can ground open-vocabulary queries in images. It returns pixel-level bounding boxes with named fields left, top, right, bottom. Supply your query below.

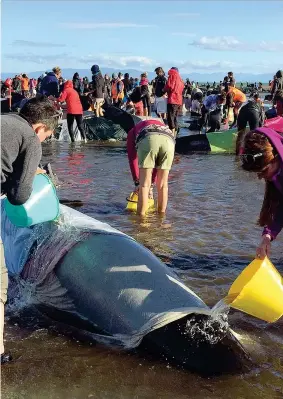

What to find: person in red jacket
left=163, top=67, right=184, bottom=135
left=58, top=80, right=87, bottom=142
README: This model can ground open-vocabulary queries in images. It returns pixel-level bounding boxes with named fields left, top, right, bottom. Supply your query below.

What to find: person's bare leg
left=156, top=169, right=170, bottom=213
left=137, top=168, right=152, bottom=216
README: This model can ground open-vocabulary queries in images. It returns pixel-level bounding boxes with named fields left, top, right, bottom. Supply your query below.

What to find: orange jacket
left=20, top=77, right=29, bottom=91
left=228, top=87, right=246, bottom=103
left=111, top=79, right=124, bottom=100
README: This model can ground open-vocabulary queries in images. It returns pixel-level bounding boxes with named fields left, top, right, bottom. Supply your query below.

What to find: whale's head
left=140, top=313, right=251, bottom=375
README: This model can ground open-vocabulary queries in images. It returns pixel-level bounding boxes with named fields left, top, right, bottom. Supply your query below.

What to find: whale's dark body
left=1, top=204, right=250, bottom=374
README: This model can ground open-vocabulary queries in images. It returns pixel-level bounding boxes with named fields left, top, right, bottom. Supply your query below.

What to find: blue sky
left=2, top=0, right=283, bottom=75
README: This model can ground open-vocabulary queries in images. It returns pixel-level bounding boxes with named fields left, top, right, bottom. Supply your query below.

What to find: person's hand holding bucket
left=256, top=234, right=271, bottom=259
left=227, top=257, right=283, bottom=323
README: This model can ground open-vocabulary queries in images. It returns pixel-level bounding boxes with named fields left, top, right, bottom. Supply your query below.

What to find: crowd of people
left=1, top=64, right=283, bottom=366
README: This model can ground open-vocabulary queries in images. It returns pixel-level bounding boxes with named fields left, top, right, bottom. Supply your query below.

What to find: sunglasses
left=240, top=152, right=264, bottom=164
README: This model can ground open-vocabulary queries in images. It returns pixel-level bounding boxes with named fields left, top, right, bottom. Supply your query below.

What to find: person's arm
left=256, top=203, right=283, bottom=258
left=58, top=90, right=67, bottom=103
left=126, top=127, right=139, bottom=183
left=6, top=137, right=42, bottom=205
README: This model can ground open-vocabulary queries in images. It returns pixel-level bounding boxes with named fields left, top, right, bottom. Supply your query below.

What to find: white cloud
left=59, top=22, right=155, bottom=29
left=190, top=36, right=283, bottom=52
left=191, top=36, right=244, bottom=51
left=172, top=32, right=196, bottom=37
left=3, top=52, right=279, bottom=74
left=12, top=40, right=66, bottom=48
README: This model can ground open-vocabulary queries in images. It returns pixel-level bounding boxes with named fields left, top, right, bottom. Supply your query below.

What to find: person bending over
left=1, top=95, right=59, bottom=364
left=103, top=105, right=175, bottom=215
left=200, top=92, right=226, bottom=132
left=240, top=127, right=283, bottom=259
left=236, top=93, right=265, bottom=154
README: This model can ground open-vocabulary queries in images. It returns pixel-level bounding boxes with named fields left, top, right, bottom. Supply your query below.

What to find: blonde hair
left=52, top=66, right=61, bottom=75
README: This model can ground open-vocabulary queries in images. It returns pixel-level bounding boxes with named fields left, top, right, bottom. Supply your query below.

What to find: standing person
left=12, top=75, right=22, bottom=94
left=72, top=72, right=84, bottom=96
left=152, top=67, right=167, bottom=119
left=228, top=72, right=236, bottom=87
left=83, top=76, right=89, bottom=93
left=58, top=80, right=87, bottom=143
left=140, top=73, right=151, bottom=117
left=40, top=67, right=62, bottom=98
left=111, top=73, right=124, bottom=108
left=271, top=70, right=283, bottom=101
left=29, top=78, right=36, bottom=97
left=90, top=65, right=105, bottom=117
left=122, top=73, right=133, bottom=97
left=20, top=74, right=29, bottom=97
left=239, top=127, right=283, bottom=259
left=1, top=96, right=59, bottom=364
left=163, top=67, right=184, bottom=136
left=104, top=74, right=112, bottom=105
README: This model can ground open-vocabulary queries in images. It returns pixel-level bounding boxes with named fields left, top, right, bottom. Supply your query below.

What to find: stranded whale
left=1, top=204, right=250, bottom=374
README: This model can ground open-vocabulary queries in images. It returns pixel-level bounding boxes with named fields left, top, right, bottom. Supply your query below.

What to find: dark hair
left=241, top=131, right=279, bottom=226
left=20, top=95, right=59, bottom=131
left=73, top=72, right=79, bottom=79
left=141, top=73, right=147, bottom=79
left=155, top=67, right=164, bottom=75
left=124, top=73, right=129, bottom=79
left=218, top=91, right=227, bottom=102
left=228, top=71, right=233, bottom=76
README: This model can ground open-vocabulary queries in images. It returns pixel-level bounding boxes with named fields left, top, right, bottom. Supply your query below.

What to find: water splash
left=211, top=298, right=231, bottom=319
left=184, top=313, right=229, bottom=345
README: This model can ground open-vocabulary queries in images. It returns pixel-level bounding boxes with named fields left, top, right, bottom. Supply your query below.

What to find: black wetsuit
left=237, top=100, right=264, bottom=131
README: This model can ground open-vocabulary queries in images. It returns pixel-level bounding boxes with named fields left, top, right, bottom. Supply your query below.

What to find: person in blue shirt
left=200, top=92, right=227, bottom=132
left=39, top=66, right=62, bottom=98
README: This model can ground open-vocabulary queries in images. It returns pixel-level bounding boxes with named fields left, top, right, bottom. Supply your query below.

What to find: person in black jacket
left=72, top=72, right=84, bottom=96
left=152, top=67, right=167, bottom=119
left=91, top=64, right=105, bottom=117
left=236, top=93, right=265, bottom=154
left=104, top=74, right=112, bottom=105
left=122, top=73, right=133, bottom=97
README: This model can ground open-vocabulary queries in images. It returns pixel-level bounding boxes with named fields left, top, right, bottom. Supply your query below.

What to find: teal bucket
left=4, top=174, right=60, bottom=228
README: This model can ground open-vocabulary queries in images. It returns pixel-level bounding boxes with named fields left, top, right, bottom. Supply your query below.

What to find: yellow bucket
left=126, top=192, right=155, bottom=212
left=227, top=257, right=283, bottom=323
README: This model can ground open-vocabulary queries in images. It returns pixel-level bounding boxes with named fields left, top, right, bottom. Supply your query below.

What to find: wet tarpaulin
left=83, top=115, right=127, bottom=141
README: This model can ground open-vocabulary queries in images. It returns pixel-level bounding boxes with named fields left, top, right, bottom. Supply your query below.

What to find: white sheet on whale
left=2, top=203, right=214, bottom=349
left=1, top=202, right=126, bottom=276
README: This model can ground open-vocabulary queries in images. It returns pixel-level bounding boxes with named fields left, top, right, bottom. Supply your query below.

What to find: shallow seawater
left=2, top=140, right=283, bottom=399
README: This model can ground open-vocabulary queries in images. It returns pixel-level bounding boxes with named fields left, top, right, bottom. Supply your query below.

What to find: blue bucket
left=4, top=174, right=60, bottom=228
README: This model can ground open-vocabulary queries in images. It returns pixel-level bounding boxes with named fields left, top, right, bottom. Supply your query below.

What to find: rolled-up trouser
left=0, top=238, right=8, bottom=354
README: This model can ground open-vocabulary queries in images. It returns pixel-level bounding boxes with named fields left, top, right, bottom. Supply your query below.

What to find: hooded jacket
left=40, top=72, right=59, bottom=98
left=92, top=72, right=105, bottom=99
left=58, top=80, right=83, bottom=114
left=163, top=69, right=184, bottom=105
left=73, top=73, right=84, bottom=95
left=248, top=126, right=283, bottom=240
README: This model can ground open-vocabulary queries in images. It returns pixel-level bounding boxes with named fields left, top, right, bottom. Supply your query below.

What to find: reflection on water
left=2, top=141, right=283, bottom=399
